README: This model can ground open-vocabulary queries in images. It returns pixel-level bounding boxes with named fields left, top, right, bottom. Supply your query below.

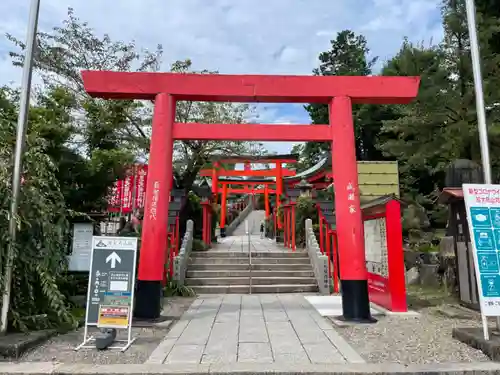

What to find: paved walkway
left=146, top=294, right=364, bottom=365
left=215, top=210, right=288, bottom=253
left=213, top=235, right=288, bottom=253
left=232, top=209, right=265, bottom=236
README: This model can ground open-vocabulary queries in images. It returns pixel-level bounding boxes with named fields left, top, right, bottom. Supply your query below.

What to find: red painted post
left=332, top=231, right=339, bottom=293
left=212, top=161, right=219, bottom=199
left=264, top=185, right=270, bottom=219
left=283, top=206, right=288, bottom=248
left=318, top=212, right=324, bottom=254
left=325, top=229, right=332, bottom=286
left=175, top=215, right=180, bottom=255
left=385, top=200, right=407, bottom=312
left=220, top=183, right=228, bottom=237
left=136, top=93, right=175, bottom=319
left=166, top=225, right=171, bottom=280
left=273, top=209, right=277, bottom=239
left=330, top=96, right=373, bottom=322
left=209, top=209, right=212, bottom=244
left=202, top=201, right=207, bottom=245
left=291, top=204, right=296, bottom=251
left=169, top=224, right=175, bottom=277
left=276, top=163, right=283, bottom=229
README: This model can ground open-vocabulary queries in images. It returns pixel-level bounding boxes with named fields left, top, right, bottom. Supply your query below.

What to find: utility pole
left=464, top=0, right=499, bottom=334
left=465, top=0, right=492, bottom=183
left=0, top=0, right=41, bottom=334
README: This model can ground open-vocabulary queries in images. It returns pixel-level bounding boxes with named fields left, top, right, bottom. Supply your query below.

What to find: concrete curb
left=4, top=361, right=500, bottom=375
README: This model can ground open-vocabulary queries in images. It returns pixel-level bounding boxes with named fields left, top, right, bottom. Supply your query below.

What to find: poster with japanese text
left=463, top=183, right=500, bottom=316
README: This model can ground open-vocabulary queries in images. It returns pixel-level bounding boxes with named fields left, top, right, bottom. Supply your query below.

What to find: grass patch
left=406, top=284, right=457, bottom=310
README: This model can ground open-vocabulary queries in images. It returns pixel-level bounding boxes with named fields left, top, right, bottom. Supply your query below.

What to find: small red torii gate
left=82, top=70, right=419, bottom=322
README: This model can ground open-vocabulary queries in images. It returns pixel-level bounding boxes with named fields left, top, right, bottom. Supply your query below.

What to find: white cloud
left=0, top=0, right=443, bottom=154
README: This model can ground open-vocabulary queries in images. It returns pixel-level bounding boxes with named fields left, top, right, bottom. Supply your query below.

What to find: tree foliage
left=303, top=30, right=380, bottom=166
left=0, top=87, right=77, bottom=331
left=297, top=1, right=500, bottom=241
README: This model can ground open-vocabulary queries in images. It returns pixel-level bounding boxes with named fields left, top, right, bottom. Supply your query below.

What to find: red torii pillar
left=219, top=183, right=228, bottom=237
left=264, top=185, right=270, bottom=219
left=201, top=199, right=213, bottom=247
left=330, top=96, right=375, bottom=322
left=137, top=93, right=174, bottom=318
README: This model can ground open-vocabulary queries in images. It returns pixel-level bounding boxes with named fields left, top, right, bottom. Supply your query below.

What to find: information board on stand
left=75, top=236, right=138, bottom=352
left=463, top=183, right=500, bottom=340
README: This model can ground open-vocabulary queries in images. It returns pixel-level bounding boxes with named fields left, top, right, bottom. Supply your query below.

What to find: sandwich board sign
left=75, top=236, right=138, bottom=352
left=463, top=184, right=500, bottom=340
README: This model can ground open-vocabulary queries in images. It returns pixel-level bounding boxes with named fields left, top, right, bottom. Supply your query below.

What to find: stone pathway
left=213, top=235, right=288, bottom=253
left=146, top=294, right=365, bottom=365
left=232, top=209, right=265, bottom=235
left=214, top=210, right=288, bottom=253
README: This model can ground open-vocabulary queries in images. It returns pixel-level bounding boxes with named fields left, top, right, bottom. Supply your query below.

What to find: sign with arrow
left=84, top=236, right=138, bottom=328
left=106, top=252, right=121, bottom=268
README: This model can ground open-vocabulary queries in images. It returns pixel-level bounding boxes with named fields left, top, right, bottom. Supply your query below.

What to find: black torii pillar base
left=338, top=279, right=377, bottom=323
left=220, top=227, right=226, bottom=238
left=134, top=280, right=162, bottom=320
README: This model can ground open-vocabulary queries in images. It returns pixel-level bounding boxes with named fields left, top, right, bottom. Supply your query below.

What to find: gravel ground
left=336, top=306, right=491, bottom=364
left=21, top=326, right=167, bottom=364
left=20, top=296, right=195, bottom=365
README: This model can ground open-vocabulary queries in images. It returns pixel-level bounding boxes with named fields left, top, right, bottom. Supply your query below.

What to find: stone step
left=190, top=284, right=319, bottom=294
left=186, top=270, right=315, bottom=278
left=185, top=276, right=317, bottom=286
left=189, top=257, right=311, bottom=265
left=188, top=263, right=313, bottom=271
left=191, top=251, right=308, bottom=258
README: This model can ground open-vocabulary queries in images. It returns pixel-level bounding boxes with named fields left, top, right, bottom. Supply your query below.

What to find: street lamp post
left=0, top=0, right=41, bottom=334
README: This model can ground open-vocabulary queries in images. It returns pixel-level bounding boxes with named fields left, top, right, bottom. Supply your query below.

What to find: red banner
left=107, top=164, right=149, bottom=214
left=107, top=180, right=122, bottom=213
left=121, top=174, right=134, bottom=214
left=135, top=164, right=148, bottom=210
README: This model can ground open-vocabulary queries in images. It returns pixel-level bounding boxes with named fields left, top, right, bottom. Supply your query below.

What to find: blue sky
left=0, top=0, right=444, bottom=155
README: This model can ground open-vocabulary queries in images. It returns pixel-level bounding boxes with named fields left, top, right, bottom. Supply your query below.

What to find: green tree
left=0, top=87, right=77, bottom=331
left=303, top=30, right=378, bottom=166
left=7, top=8, right=150, bottom=212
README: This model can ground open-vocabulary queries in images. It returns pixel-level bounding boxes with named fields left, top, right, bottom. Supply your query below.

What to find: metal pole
left=465, top=0, right=497, bottom=336
left=0, top=0, right=41, bottom=334
left=465, top=0, right=492, bottom=184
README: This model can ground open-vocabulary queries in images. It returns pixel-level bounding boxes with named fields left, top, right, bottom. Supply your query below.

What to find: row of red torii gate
left=84, top=69, right=420, bottom=323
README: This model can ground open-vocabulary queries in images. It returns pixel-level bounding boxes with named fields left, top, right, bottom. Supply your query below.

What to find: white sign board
left=463, top=183, right=500, bottom=339
left=364, top=218, right=383, bottom=263
left=75, top=236, right=138, bottom=352
left=68, top=223, right=93, bottom=271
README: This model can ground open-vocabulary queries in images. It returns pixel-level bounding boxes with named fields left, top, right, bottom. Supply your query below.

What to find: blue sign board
left=462, top=184, right=500, bottom=342
left=464, top=184, right=500, bottom=319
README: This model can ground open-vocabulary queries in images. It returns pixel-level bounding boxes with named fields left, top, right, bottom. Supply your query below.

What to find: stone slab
left=5, top=361, right=500, bottom=374
left=237, top=342, right=274, bottom=363
left=0, top=329, right=56, bottom=359
left=452, top=326, right=500, bottom=361
left=164, top=344, right=205, bottom=364
left=304, top=295, right=380, bottom=317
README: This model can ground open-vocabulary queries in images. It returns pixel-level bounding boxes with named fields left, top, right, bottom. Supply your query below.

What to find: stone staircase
left=185, top=251, right=318, bottom=294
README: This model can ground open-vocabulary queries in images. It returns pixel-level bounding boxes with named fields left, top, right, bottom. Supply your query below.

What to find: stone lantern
left=296, top=179, right=313, bottom=198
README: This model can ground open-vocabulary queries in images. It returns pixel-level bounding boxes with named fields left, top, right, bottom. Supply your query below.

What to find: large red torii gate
left=82, top=70, right=420, bottom=322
